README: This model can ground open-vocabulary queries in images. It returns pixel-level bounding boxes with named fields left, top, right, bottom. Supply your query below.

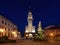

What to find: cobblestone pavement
left=0, top=40, right=60, bottom=45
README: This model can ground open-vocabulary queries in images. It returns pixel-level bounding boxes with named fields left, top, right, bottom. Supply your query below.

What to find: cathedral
left=25, top=11, right=35, bottom=39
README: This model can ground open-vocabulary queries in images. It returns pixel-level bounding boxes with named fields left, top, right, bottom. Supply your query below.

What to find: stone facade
left=0, top=15, right=20, bottom=40
left=44, top=25, right=60, bottom=40
left=25, top=11, right=35, bottom=39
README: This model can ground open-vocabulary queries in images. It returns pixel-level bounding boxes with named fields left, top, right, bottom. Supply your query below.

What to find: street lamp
left=29, top=33, right=33, bottom=37
left=49, top=33, right=54, bottom=36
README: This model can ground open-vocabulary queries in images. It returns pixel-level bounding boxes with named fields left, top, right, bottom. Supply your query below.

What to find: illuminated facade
left=44, top=25, right=60, bottom=40
left=0, top=15, right=20, bottom=40
left=25, top=11, right=35, bottom=38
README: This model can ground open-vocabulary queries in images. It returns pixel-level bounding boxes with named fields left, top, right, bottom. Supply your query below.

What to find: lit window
left=8, top=29, right=10, bottom=31
left=29, top=33, right=33, bottom=37
left=5, top=22, right=7, bottom=25
left=0, top=29, right=4, bottom=33
left=32, top=30, right=35, bottom=33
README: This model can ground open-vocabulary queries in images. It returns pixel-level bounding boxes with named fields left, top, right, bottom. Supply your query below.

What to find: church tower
left=25, top=11, right=35, bottom=39
left=27, top=11, right=33, bottom=27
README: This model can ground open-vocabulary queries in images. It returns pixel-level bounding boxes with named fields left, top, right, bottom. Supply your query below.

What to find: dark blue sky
left=0, top=0, right=60, bottom=34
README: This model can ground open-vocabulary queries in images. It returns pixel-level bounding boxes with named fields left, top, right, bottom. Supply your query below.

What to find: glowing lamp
left=29, top=33, right=33, bottom=37
left=26, top=34, right=28, bottom=37
left=0, top=29, right=4, bottom=33
left=49, top=33, right=54, bottom=36
left=14, top=34, right=17, bottom=37
left=12, top=31, right=16, bottom=35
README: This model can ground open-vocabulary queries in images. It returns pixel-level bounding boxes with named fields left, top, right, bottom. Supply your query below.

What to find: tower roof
left=28, top=6, right=32, bottom=12
left=28, top=6, right=32, bottom=15
left=28, top=11, right=32, bottom=15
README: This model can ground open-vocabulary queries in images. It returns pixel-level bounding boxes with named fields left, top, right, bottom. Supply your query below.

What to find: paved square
left=0, top=40, right=60, bottom=45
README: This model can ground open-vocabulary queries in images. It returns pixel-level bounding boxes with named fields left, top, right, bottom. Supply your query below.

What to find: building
left=25, top=11, right=35, bottom=39
left=44, top=25, right=60, bottom=40
left=0, top=15, right=20, bottom=40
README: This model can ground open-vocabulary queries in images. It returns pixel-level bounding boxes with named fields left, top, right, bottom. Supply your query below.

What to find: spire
left=28, top=6, right=33, bottom=20
left=28, top=6, right=32, bottom=14
left=28, top=5, right=31, bottom=11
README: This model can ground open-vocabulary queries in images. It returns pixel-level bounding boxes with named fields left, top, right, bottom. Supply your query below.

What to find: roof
left=44, top=25, right=60, bottom=30
left=0, top=15, right=17, bottom=28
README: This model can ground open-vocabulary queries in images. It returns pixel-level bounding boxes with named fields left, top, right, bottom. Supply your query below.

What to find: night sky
left=0, top=0, right=60, bottom=34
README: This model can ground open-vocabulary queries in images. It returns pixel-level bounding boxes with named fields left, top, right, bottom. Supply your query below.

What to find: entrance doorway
left=28, top=33, right=33, bottom=39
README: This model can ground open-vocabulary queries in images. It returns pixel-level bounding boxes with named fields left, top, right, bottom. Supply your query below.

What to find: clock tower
left=25, top=11, right=35, bottom=39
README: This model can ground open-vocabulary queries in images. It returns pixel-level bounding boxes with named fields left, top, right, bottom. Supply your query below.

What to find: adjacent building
left=44, top=25, right=60, bottom=40
left=25, top=11, right=35, bottom=39
left=0, top=15, right=20, bottom=40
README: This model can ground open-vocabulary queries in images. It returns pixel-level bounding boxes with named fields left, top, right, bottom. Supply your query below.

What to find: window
left=0, top=25, right=1, bottom=28
left=2, top=21, right=4, bottom=24
left=8, top=29, right=10, bottom=31
left=5, top=27, right=6, bottom=30
left=8, top=24, right=10, bottom=26
left=11, top=25, right=13, bottom=27
left=5, top=33, right=6, bottom=36
left=8, top=33, right=10, bottom=37
left=2, top=26, right=4, bottom=29
left=5, top=22, right=7, bottom=25
left=1, top=16, right=3, bottom=19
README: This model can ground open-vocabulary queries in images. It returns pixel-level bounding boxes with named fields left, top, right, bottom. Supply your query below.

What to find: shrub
left=1, top=36, right=8, bottom=40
